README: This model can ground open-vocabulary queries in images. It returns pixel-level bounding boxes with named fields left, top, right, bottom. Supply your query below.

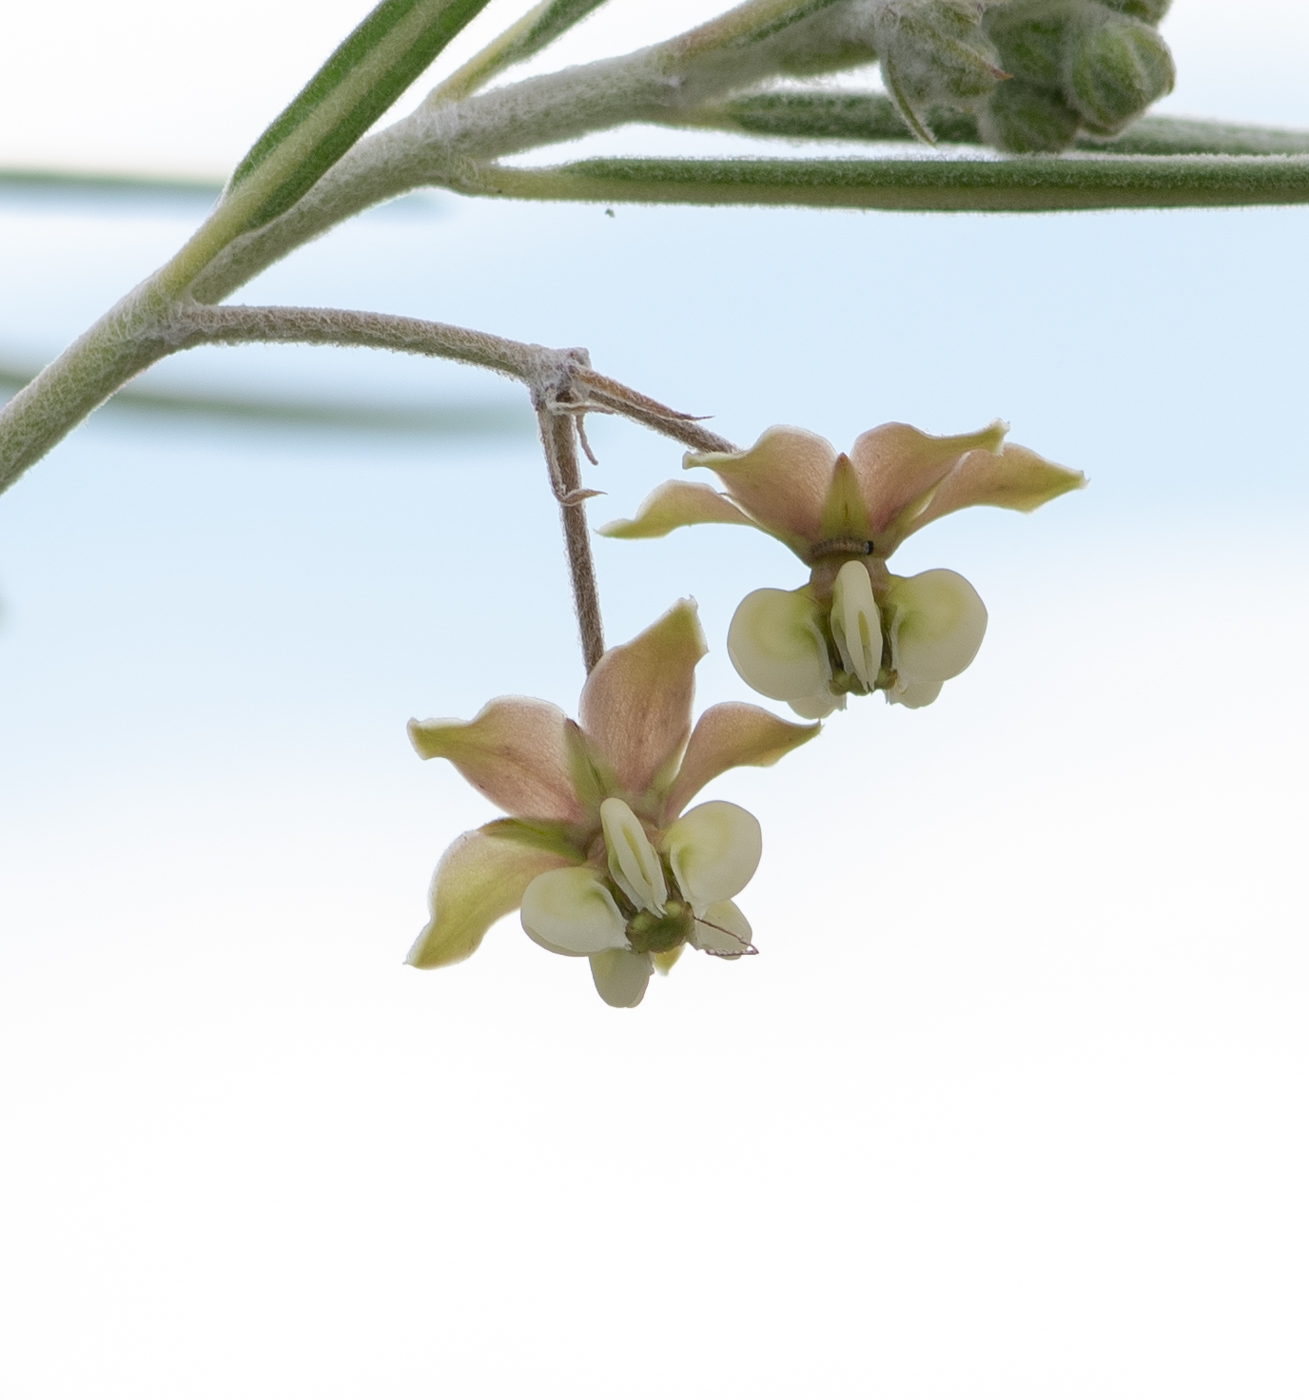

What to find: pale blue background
left=2, top=5, right=1308, bottom=1397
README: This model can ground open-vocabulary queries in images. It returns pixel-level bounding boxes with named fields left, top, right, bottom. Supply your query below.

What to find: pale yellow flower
left=603, top=421, right=1083, bottom=716
left=407, top=601, right=818, bottom=1007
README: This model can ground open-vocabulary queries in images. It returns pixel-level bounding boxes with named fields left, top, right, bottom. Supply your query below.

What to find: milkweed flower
left=601, top=421, right=1083, bottom=718
left=406, top=600, right=819, bottom=1008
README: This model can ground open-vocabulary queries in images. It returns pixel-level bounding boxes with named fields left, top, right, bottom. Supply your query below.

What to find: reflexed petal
left=886, top=569, right=988, bottom=685
left=903, top=441, right=1086, bottom=538
left=664, top=702, right=820, bottom=820
left=849, top=421, right=1007, bottom=539
left=580, top=599, right=706, bottom=802
left=687, top=426, right=838, bottom=553
left=520, top=866, right=628, bottom=955
left=690, top=900, right=755, bottom=958
left=888, top=678, right=944, bottom=709
left=727, top=587, right=832, bottom=704
left=830, top=559, right=884, bottom=689
left=589, top=949, right=653, bottom=1008
left=408, top=698, right=584, bottom=824
left=407, top=828, right=572, bottom=970
left=598, top=480, right=754, bottom=539
left=664, top=800, right=762, bottom=909
left=600, top=797, right=668, bottom=912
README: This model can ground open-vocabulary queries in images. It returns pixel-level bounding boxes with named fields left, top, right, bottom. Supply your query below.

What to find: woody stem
left=536, top=408, right=604, bottom=672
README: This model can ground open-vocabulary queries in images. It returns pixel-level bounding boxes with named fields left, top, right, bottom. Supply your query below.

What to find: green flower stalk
left=602, top=421, right=1084, bottom=718
left=407, top=601, right=818, bottom=1007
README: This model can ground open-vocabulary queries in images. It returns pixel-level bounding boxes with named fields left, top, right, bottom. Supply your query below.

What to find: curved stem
left=167, top=303, right=738, bottom=452
left=0, top=300, right=737, bottom=501
left=168, top=302, right=561, bottom=381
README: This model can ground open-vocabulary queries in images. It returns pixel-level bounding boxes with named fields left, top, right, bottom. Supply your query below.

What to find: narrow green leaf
left=1082, top=115, right=1309, bottom=157
left=464, top=153, right=1309, bottom=212
left=484, top=0, right=610, bottom=69
left=679, top=92, right=1309, bottom=158
left=229, top=0, right=494, bottom=229
left=702, top=91, right=980, bottom=143
left=431, top=0, right=612, bottom=105
left=673, top=0, right=849, bottom=59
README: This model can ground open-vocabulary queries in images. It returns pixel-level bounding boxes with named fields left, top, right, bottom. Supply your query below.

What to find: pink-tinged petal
left=597, top=480, right=754, bottom=539
left=579, top=599, right=706, bottom=804
left=686, top=426, right=838, bottom=553
left=406, top=827, right=572, bottom=970
left=849, top=421, right=1008, bottom=538
left=900, top=441, right=1086, bottom=537
left=408, top=698, right=585, bottom=824
left=589, top=949, right=653, bottom=1007
left=664, top=702, right=820, bottom=820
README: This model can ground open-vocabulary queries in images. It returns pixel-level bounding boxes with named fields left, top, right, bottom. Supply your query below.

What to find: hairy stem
left=537, top=409, right=605, bottom=671
left=167, top=303, right=736, bottom=452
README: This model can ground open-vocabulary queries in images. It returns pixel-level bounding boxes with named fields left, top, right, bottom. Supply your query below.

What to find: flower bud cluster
left=977, top=0, right=1175, bottom=152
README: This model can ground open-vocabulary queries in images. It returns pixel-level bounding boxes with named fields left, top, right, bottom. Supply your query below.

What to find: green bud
left=984, top=1, right=1076, bottom=88
left=875, top=1, right=1006, bottom=141
left=1097, top=0, right=1170, bottom=22
left=978, top=77, right=1081, bottom=153
left=1067, top=10, right=1175, bottom=135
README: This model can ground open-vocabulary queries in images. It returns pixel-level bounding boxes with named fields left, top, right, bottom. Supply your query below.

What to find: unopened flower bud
left=983, top=1, right=1072, bottom=88
left=978, top=77, right=1081, bottom=152
left=874, top=0, right=1006, bottom=140
left=884, top=568, right=988, bottom=702
left=1067, top=9, right=1174, bottom=135
left=1097, top=0, right=1170, bottom=22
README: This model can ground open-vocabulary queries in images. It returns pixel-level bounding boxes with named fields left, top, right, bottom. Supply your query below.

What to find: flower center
left=625, top=899, right=696, bottom=955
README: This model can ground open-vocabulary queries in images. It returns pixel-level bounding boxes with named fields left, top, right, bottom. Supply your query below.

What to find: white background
left=1, top=4, right=1307, bottom=1398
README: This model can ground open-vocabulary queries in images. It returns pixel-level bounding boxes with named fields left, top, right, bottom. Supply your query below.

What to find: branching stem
left=166, top=303, right=737, bottom=454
